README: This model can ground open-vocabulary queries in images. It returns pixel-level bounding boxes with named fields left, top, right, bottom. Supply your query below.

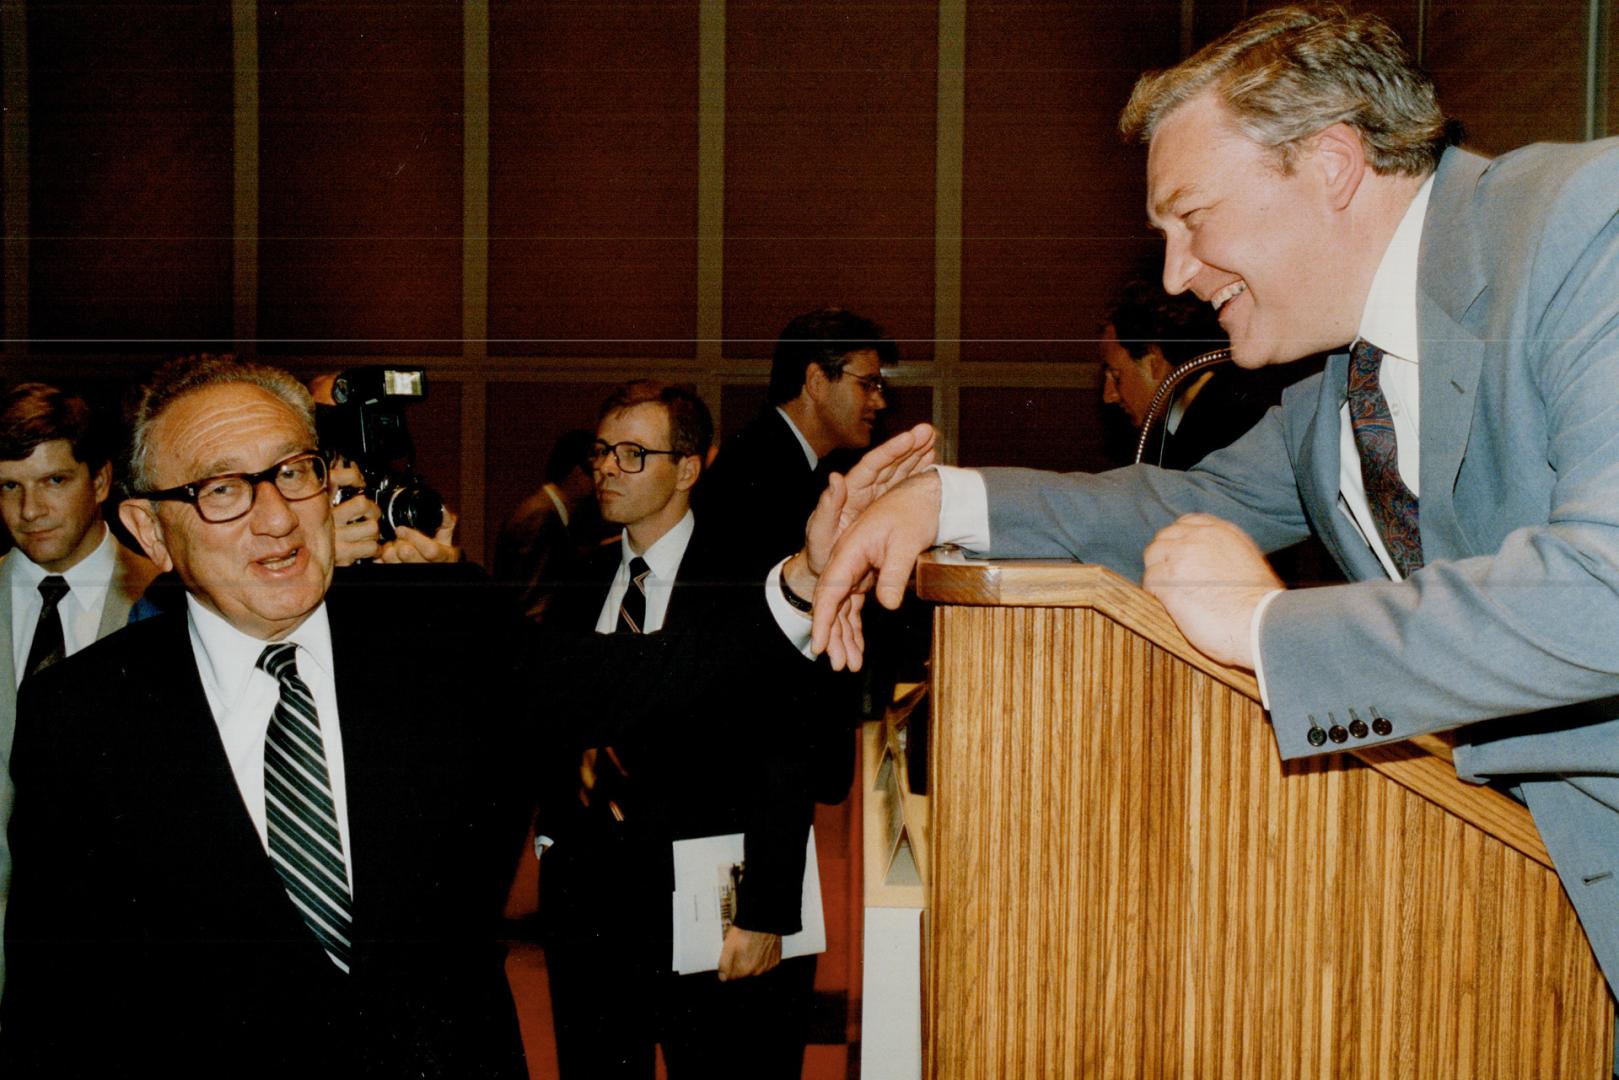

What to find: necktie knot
left=23, top=576, right=71, bottom=683
left=37, top=575, right=69, bottom=608
left=256, top=641, right=299, bottom=683
left=1349, top=338, right=1384, bottom=386
left=616, top=556, right=653, bottom=634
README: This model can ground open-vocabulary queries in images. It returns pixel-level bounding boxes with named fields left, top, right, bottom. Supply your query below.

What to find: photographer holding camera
left=308, top=369, right=461, bottom=566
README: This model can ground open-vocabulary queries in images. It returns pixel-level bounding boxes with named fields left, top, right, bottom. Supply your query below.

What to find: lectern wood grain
left=918, top=556, right=1612, bottom=1079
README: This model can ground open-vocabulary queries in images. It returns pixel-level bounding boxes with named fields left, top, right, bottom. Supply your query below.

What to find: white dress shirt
left=595, top=509, right=696, bottom=635
left=592, top=507, right=814, bottom=654
left=8, top=524, right=115, bottom=684
left=542, top=481, right=571, bottom=528
left=185, top=596, right=354, bottom=892
left=777, top=407, right=819, bottom=471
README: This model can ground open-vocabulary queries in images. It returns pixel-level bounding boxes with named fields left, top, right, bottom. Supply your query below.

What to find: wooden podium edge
left=915, top=549, right=1553, bottom=870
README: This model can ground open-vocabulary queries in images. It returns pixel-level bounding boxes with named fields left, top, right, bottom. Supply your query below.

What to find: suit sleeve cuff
left=765, top=559, right=816, bottom=660
left=935, top=465, right=990, bottom=550
left=1250, top=588, right=1285, bottom=711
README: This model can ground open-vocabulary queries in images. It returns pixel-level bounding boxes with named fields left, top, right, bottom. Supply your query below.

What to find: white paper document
left=670, top=828, right=825, bottom=974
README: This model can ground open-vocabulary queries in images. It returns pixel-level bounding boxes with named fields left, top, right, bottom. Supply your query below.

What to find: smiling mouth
left=1211, top=281, right=1248, bottom=312
left=258, top=548, right=302, bottom=571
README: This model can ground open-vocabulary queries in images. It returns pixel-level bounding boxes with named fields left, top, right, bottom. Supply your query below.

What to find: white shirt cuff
left=935, top=465, right=990, bottom=551
left=1250, top=588, right=1285, bottom=710
left=765, top=558, right=816, bottom=660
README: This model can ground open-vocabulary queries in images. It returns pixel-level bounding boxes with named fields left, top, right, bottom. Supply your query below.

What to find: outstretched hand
left=804, top=422, right=936, bottom=573
left=781, top=424, right=936, bottom=672
left=809, top=472, right=942, bottom=670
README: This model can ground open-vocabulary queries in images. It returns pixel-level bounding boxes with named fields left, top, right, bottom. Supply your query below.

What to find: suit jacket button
left=1371, top=717, right=1393, bottom=736
left=1328, top=725, right=1349, bottom=744
left=1348, top=718, right=1369, bottom=739
left=1308, top=727, right=1328, bottom=747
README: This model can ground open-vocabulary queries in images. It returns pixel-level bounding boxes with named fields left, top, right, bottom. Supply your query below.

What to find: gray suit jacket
left=978, top=138, right=1619, bottom=991
left=0, top=536, right=156, bottom=993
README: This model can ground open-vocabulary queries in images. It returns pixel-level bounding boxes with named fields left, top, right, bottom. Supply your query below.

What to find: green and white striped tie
left=258, top=642, right=354, bottom=973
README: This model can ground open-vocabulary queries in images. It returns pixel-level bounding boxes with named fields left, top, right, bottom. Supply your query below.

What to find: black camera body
left=316, top=366, right=445, bottom=542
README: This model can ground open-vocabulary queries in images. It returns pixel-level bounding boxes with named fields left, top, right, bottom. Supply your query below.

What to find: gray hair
left=1120, top=3, right=1450, bottom=177
left=126, top=354, right=316, bottom=493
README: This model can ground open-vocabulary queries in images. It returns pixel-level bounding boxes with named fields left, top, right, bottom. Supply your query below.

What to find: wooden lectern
left=914, top=551, right=1613, bottom=1079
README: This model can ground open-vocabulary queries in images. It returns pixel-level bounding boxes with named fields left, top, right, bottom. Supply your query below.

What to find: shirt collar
left=1356, top=173, right=1434, bottom=363
left=618, top=507, right=695, bottom=582
left=775, top=408, right=819, bottom=471
left=8, top=522, right=114, bottom=615
left=541, top=482, right=571, bottom=527
left=186, top=593, right=335, bottom=718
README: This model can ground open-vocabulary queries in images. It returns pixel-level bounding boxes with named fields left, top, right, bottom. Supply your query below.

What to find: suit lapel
left=323, top=588, right=388, bottom=917
left=128, top=615, right=331, bottom=960
left=1, top=555, right=17, bottom=702
left=97, top=544, right=157, bottom=638
left=1414, top=147, right=1492, bottom=562
left=1297, top=352, right=1383, bottom=580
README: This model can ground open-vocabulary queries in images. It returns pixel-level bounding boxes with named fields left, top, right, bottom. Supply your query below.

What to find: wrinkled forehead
left=149, top=383, right=313, bottom=484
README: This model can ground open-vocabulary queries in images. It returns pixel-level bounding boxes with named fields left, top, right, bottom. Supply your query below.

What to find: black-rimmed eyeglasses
left=589, top=440, right=683, bottom=474
left=133, top=452, right=329, bottom=524
left=841, top=370, right=888, bottom=397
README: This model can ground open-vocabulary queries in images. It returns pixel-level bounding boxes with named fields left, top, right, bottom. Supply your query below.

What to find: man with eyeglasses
left=529, top=379, right=931, bottom=1078
left=1, top=355, right=529, bottom=1078
left=700, top=306, right=896, bottom=580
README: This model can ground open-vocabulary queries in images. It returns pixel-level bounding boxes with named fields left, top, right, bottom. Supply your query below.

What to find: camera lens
left=378, top=479, right=445, bottom=540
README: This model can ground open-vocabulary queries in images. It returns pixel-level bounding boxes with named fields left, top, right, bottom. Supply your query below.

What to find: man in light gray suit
left=812, top=3, right=1619, bottom=1010
left=0, top=383, right=156, bottom=996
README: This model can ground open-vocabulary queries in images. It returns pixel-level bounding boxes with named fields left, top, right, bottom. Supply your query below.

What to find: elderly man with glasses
left=0, top=355, right=530, bottom=1079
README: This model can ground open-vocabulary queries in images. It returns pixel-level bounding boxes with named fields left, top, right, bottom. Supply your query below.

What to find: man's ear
left=118, top=499, right=174, bottom=572
left=90, top=461, right=112, bottom=505
left=803, top=362, right=833, bottom=404
left=1144, top=346, right=1174, bottom=385
left=1310, top=122, right=1367, bottom=211
left=674, top=451, right=702, bottom=493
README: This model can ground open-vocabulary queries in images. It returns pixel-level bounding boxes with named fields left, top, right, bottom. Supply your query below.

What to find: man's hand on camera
left=377, top=510, right=461, bottom=564
left=330, top=457, right=383, bottom=567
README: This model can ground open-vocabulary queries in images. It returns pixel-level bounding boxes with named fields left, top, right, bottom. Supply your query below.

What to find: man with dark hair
left=531, top=379, right=929, bottom=1078
left=494, top=428, right=602, bottom=624
left=1102, top=274, right=1316, bottom=470
left=0, top=382, right=157, bottom=1000
left=1, top=356, right=527, bottom=1077
left=701, top=306, right=896, bottom=578
left=815, top=1, right=1619, bottom=1013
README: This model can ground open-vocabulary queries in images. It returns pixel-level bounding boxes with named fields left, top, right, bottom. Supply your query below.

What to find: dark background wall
left=2, top=0, right=1613, bottom=565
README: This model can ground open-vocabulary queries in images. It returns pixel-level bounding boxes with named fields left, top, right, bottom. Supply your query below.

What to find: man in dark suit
left=534, top=380, right=857, bottom=1079
left=700, top=307, right=896, bottom=579
left=0, top=383, right=159, bottom=1002
left=495, top=428, right=602, bottom=624
left=1, top=356, right=527, bottom=1078
left=1100, top=274, right=1308, bottom=471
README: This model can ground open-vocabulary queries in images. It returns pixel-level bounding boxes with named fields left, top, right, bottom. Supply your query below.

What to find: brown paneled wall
left=488, top=2, right=700, bottom=358
left=257, top=1, right=466, bottom=356
left=722, top=0, right=938, bottom=361
left=2, top=0, right=1612, bottom=567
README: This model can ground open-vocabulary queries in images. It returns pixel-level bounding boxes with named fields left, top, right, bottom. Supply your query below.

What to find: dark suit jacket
left=1153, top=360, right=1323, bottom=472
left=697, top=409, right=825, bottom=580
left=530, top=520, right=837, bottom=962
left=493, top=484, right=604, bottom=624
left=0, top=564, right=528, bottom=1079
